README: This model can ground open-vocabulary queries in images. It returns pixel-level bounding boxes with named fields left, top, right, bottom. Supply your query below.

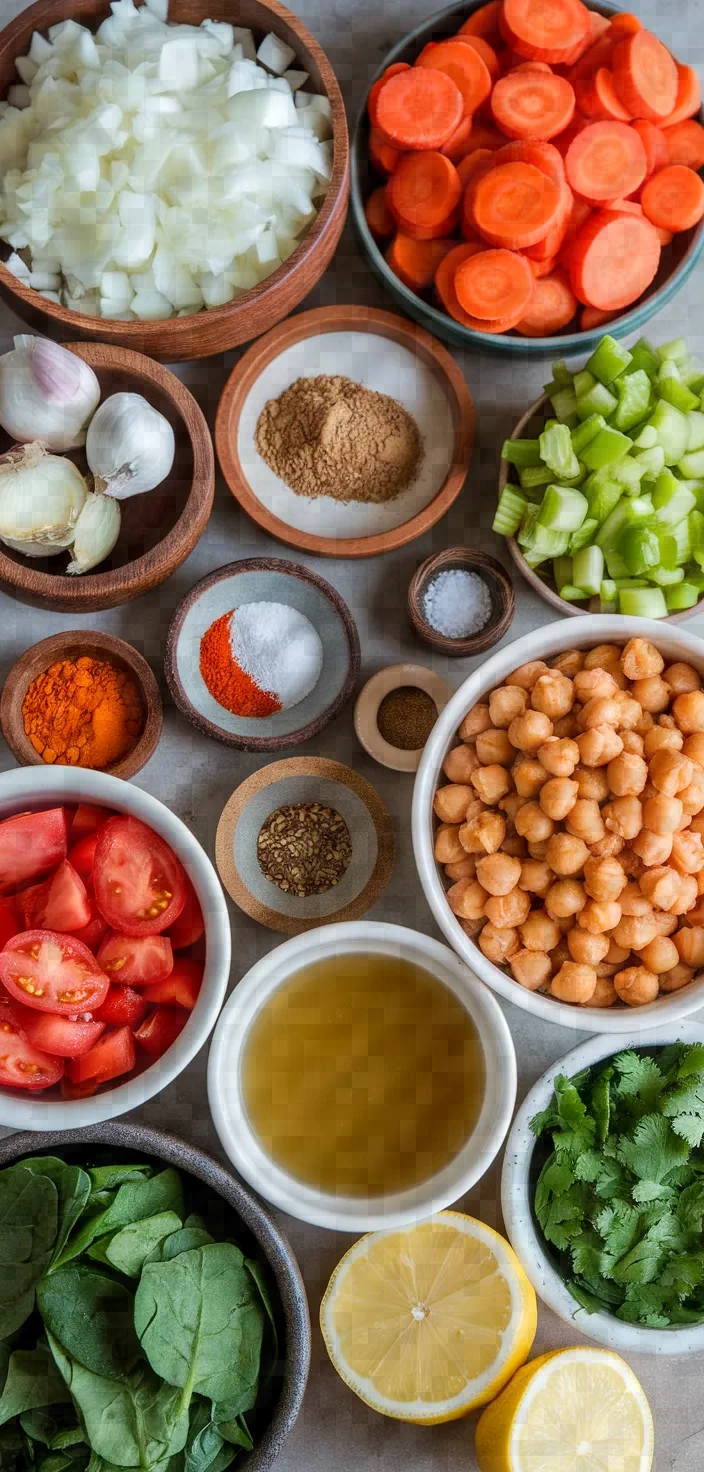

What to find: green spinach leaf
left=182, top=1402, right=233, bottom=1472
left=105, top=1214, right=183, bottom=1279
left=88, top=1166, right=153, bottom=1194
left=215, top=1416, right=252, bottom=1452
left=38, top=1268, right=141, bottom=1380
left=57, top=1171, right=183, bottom=1268
left=19, top=1160, right=92, bottom=1265
left=158, top=1230, right=213, bottom=1263
left=0, top=1343, right=70, bottom=1426
left=48, top=1335, right=189, bottom=1470
left=0, top=1166, right=58, bottom=1334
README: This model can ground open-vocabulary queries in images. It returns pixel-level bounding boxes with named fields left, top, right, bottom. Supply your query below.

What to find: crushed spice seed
left=257, top=802, right=352, bottom=897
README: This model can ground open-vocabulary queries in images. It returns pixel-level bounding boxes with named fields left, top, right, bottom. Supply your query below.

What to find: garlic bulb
left=0, top=336, right=100, bottom=451
left=0, top=442, right=87, bottom=556
left=85, top=392, right=175, bottom=500
left=67, top=492, right=121, bottom=575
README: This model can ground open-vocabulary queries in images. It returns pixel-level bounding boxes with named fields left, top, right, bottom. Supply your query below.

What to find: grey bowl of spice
left=408, top=549, right=515, bottom=657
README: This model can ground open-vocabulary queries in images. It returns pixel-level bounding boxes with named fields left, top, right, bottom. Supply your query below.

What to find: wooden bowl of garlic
left=0, top=339, right=214, bottom=612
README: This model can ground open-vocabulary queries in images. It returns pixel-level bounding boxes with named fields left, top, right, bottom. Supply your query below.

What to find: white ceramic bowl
left=502, top=1021, right=704, bottom=1356
left=207, top=920, right=516, bottom=1231
left=413, top=614, right=704, bottom=1033
left=0, top=766, right=231, bottom=1129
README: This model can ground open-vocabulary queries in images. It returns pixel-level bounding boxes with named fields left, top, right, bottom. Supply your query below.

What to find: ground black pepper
left=376, top=686, right=437, bottom=751
left=257, top=802, right=352, bottom=897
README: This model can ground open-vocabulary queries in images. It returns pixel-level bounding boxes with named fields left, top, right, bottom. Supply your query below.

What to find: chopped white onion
left=256, top=32, right=296, bottom=76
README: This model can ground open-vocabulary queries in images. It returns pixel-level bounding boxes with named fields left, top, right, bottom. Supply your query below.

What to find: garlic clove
left=66, top=490, right=121, bottom=574
left=0, top=337, right=100, bottom=452
left=0, top=442, right=88, bottom=553
left=85, top=391, right=175, bottom=499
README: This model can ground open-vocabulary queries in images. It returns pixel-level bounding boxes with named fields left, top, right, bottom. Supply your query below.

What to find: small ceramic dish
left=208, top=920, right=516, bottom=1231
left=0, top=629, right=162, bottom=779
left=354, top=662, right=453, bottom=773
left=408, top=548, right=515, bottom=656
left=165, top=558, right=360, bottom=752
left=502, top=1022, right=704, bottom=1357
left=215, top=304, right=475, bottom=558
left=215, top=756, right=395, bottom=934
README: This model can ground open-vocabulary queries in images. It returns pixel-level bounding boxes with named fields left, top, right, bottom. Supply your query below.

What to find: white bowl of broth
left=207, top=920, right=516, bottom=1231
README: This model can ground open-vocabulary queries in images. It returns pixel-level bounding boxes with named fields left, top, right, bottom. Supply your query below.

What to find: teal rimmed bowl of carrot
left=350, top=0, right=704, bottom=354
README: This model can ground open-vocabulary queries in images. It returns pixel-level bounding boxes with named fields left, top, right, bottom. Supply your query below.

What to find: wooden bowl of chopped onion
left=0, top=0, right=349, bottom=362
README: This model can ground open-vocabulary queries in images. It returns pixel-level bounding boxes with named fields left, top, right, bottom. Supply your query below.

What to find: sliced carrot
left=603, top=198, right=644, bottom=216
left=567, top=30, right=615, bottom=86
left=588, top=11, right=612, bottom=43
left=454, top=245, right=535, bottom=321
left=515, top=267, right=577, bottom=334
left=553, top=115, right=589, bottom=157
left=369, top=127, right=400, bottom=176
left=472, top=160, right=564, bottom=248
left=364, top=186, right=395, bottom=240
left=581, top=304, right=620, bottom=329
left=655, top=225, right=674, bottom=246
left=609, top=13, right=643, bottom=38
left=631, top=119, right=669, bottom=175
left=417, top=38, right=493, bottom=116
left=491, top=68, right=575, bottom=140
left=494, top=139, right=565, bottom=185
left=467, top=118, right=506, bottom=151
left=564, top=192, right=592, bottom=240
left=660, top=65, right=702, bottom=128
left=387, top=151, right=463, bottom=238
left=523, top=182, right=573, bottom=258
left=368, top=63, right=411, bottom=126
left=415, top=42, right=439, bottom=64
left=569, top=208, right=661, bottom=309
left=441, top=113, right=474, bottom=162
left=611, top=32, right=678, bottom=123
left=458, top=2, right=502, bottom=40
left=458, top=147, right=494, bottom=189
left=376, top=68, right=464, bottom=150
left=641, top=164, right=704, bottom=233
left=525, top=251, right=560, bottom=276
left=663, top=119, right=704, bottom=172
left=435, top=241, right=485, bottom=320
left=565, top=120, right=647, bottom=203
left=512, top=61, right=553, bottom=74
left=386, top=233, right=457, bottom=290
left=501, top=0, right=591, bottom=66
left=461, top=152, right=501, bottom=235
left=455, top=34, right=501, bottom=84
left=577, top=68, right=633, bottom=122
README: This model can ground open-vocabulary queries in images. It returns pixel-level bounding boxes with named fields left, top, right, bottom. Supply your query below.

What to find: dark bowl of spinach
left=0, top=1119, right=311, bottom=1472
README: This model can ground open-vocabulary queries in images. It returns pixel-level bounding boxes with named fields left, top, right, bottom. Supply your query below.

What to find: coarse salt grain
left=230, top=601, right=323, bottom=710
left=422, top=569, right=492, bottom=639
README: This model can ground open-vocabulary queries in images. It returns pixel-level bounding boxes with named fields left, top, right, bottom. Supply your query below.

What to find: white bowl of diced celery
left=496, top=332, right=704, bottom=622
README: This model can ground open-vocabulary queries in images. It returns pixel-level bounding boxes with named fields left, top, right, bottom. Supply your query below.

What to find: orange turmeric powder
left=22, top=656, right=145, bottom=769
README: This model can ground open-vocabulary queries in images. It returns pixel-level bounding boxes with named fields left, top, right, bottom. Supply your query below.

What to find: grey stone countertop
left=1, top=0, right=704, bottom=1467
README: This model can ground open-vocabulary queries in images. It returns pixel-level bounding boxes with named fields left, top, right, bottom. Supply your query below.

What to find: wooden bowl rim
left=214, top=303, right=476, bottom=558
left=501, top=392, right=704, bottom=626
left=0, top=628, right=163, bottom=778
left=407, top=547, right=516, bottom=656
left=353, top=662, right=454, bottom=772
left=214, top=755, right=395, bottom=933
left=0, top=0, right=349, bottom=356
left=164, top=557, right=361, bottom=751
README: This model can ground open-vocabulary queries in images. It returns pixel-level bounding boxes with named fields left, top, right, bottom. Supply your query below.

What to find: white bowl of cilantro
left=502, top=1023, right=704, bottom=1355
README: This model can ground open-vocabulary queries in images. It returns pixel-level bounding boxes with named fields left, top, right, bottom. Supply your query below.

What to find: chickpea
left=459, top=915, right=485, bottom=939
left=631, top=829, right=673, bottom=867
left=574, top=667, right=618, bottom=703
left=528, top=839, right=550, bottom=861
left=518, top=859, right=553, bottom=897
left=555, top=913, right=577, bottom=934
left=680, top=766, right=704, bottom=817
left=435, top=824, right=466, bottom=865
left=484, top=887, right=532, bottom=928
left=479, top=922, right=520, bottom=965
left=650, top=911, right=678, bottom=937
left=549, top=938, right=572, bottom=973
left=447, top=878, right=488, bottom=920
left=552, top=650, right=585, bottom=678
left=445, top=857, right=477, bottom=881
left=476, top=852, right=521, bottom=897
left=606, top=753, right=648, bottom=797
left=589, top=834, right=625, bottom=859
left=499, top=792, right=526, bottom=824
left=508, top=710, right=554, bottom=754
left=619, top=849, right=645, bottom=880
left=630, top=676, right=671, bottom=714
left=643, top=793, right=684, bottom=836
left=674, top=691, right=704, bottom=735
left=638, top=935, right=679, bottom=973
left=691, top=812, right=704, bottom=838
left=636, top=711, right=655, bottom=738
left=537, top=737, right=580, bottom=777
left=515, top=802, right=555, bottom=843
left=552, top=714, right=580, bottom=739
left=584, top=644, right=622, bottom=670
left=614, top=965, right=659, bottom=1006
left=659, top=962, right=695, bottom=992
left=507, top=660, right=550, bottom=691
left=443, top=745, right=480, bottom=784
left=489, top=685, right=528, bottom=729
left=459, top=704, right=491, bottom=740
left=584, top=855, right=627, bottom=902
left=640, top=866, right=682, bottom=911
left=660, top=713, right=677, bottom=728
left=615, top=692, right=644, bottom=731
left=519, top=910, right=560, bottom=953
left=622, top=637, right=664, bottom=681
left=649, top=748, right=694, bottom=797
left=568, top=927, right=610, bottom=965
left=566, top=798, right=606, bottom=844
left=607, top=939, right=630, bottom=964
left=434, top=784, right=475, bottom=824
left=510, top=949, right=552, bottom=991
left=670, top=874, right=698, bottom=916
left=612, top=912, right=657, bottom=950
left=578, top=696, right=620, bottom=731
left=678, top=929, right=704, bottom=971
left=645, top=725, right=683, bottom=759
left=684, top=733, right=704, bottom=766
left=513, top=758, right=549, bottom=798
left=476, top=728, right=514, bottom=766
left=459, top=810, right=506, bottom=856
left=664, top=662, right=700, bottom=696
left=603, top=796, right=643, bottom=842
left=546, top=878, right=586, bottom=919
left=590, top=976, right=618, bottom=1007
left=671, top=829, right=704, bottom=875
left=606, top=662, right=629, bottom=691
left=546, top=832, right=590, bottom=876
left=502, top=835, right=528, bottom=859
left=551, top=961, right=597, bottom=1004
left=574, top=766, right=609, bottom=802
left=540, top=777, right=579, bottom=822
left=531, top=672, right=574, bottom=720
left=578, top=898, right=622, bottom=934
left=577, top=726, right=624, bottom=767
left=619, top=731, right=645, bottom=757
left=471, top=765, right=512, bottom=805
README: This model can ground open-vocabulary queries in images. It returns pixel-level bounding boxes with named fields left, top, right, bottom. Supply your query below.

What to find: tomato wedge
left=134, top=1008, right=187, bottom=1058
left=20, top=1009, right=105, bottom=1058
left=0, top=809, right=68, bottom=893
left=70, top=804, right=115, bottom=842
left=0, top=995, right=63, bottom=1090
left=67, top=1026, right=135, bottom=1085
left=96, top=933, right=173, bottom=987
left=143, top=960, right=203, bottom=1011
left=94, top=818, right=187, bottom=937
left=167, top=880, right=205, bottom=951
left=0, top=931, right=110, bottom=1015
left=0, top=898, right=19, bottom=951
left=68, top=833, right=99, bottom=889
left=68, top=900, right=109, bottom=954
left=17, top=861, right=91, bottom=934
left=95, top=984, right=148, bottom=1028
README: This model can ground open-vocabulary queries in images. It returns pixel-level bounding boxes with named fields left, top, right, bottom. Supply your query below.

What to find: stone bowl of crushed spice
left=354, top=663, right=454, bottom=775
left=408, top=548, right=516, bottom=658
left=0, top=629, right=162, bottom=778
left=215, top=305, right=474, bottom=558
left=215, top=757, right=395, bottom=935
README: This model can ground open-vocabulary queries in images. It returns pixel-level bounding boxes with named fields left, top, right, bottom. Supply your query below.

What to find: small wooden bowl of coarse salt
left=408, top=548, right=515, bottom=657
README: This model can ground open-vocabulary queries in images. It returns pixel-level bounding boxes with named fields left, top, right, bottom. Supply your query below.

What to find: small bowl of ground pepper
left=354, top=663, right=454, bottom=774
left=0, top=630, right=162, bottom=778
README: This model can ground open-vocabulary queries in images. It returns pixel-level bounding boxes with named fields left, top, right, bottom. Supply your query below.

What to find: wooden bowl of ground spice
left=0, top=630, right=162, bottom=778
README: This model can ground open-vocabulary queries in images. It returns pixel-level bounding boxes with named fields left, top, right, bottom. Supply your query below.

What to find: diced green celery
left=678, top=448, right=704, bottom=479
left=550, top=359, right=573, bottom=387
left=682, top=567, right=704, bottom=591
left=614, top=578, right=650, bottom=589
left=517, top=503, right=539, bottom=548
left=627, top=341, right=660, bottom=379
left=584, top=474, right=622, bottom=524
left=657, top=532, right=678, bottom=569
left=677, top=478, right=704, bottom=512
left=619, top=587, right=668, bottom=617
left=658, top=361, right=700, bottom=414
left=657, top=337, right=689, bottom=364
left=633, top=424, right=658, bottom=449
left=596, top=500, right=631, bottom=551
left=493, top=485, right=527, bottom=537
left=620, top=525, right=660, bottom=576
left=576, top=381, right=619, bottom=421
left=611, top=457, right=647, bottom=492
left=612, top=368, right=652, bottom=432
left=502, top=438, right=542, bottom=468
left=586, top=334, right=632, bottom=385
left=574, top=369, right=596, bottom=399
left=687, top=411, right=704, bottom=452
left=600, top=578, right=618, bottom=611
left=572, top=545, right=604, bottom=596
left=647, top=399, right=690, bottom=464
left=649, top=565, right=685, bottom=586
left=553, top=556, right=573, bottom=593
left=524, top=527, right=571, bottom=567
left=651, top=470, right=697, bottom=527
left=635, top=445, right=666, bottom=480
left=690, top=509, right=704, bottom=569
left=672, top=516, right=693, bottom=564
left=680, top=356, right=704, bottom=388
left=580, top=426, right=631, bottom=470
left=624, top=493, right=655, bottom=524
left=605, top=545, right=630, bottom=580
left=540, top=422, right=581, bottom=479
left=569, top=518, right=599, bottom=553
left=519, top=464, right=553, bottom=493
left=550, top=386, right=578, bottom=426
left=559, top=585, right=590, bottom=602
left=571, top=413, right=605, bottom=456
left=538, top=484, right=588, bottom=533
left=666, top=582, right=701, bottom=611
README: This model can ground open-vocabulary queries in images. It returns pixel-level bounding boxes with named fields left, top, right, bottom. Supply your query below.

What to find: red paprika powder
left=199, top=611, right=281, bottom=718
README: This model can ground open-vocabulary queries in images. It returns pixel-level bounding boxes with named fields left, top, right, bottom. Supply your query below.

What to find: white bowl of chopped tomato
left=0, top=766, right=231, bottom=1128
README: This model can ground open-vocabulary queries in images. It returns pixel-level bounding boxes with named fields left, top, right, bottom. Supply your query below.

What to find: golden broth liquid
left=241, top=953, right=485, bottom=1196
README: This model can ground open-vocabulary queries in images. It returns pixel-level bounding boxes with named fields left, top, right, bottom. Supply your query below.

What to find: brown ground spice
left=254, top=374, right=424, bottom=504
left=377, top=686, right=437, bottom=751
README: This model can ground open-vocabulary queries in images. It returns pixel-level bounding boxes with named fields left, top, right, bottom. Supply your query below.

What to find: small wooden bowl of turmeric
left=0, top=630, right=162, bottom=779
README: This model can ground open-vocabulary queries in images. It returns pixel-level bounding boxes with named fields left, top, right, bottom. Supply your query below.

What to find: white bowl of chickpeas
left=413, top=616, right=704, bottom=1032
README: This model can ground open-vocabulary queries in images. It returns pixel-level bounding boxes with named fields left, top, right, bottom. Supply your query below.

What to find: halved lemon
left=319, top=1211, right=537, bottom=1424
left=475, top=1347, right=654, bottom=1472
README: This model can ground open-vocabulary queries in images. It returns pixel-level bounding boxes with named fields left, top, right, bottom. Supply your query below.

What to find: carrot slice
left=417, top=38, right=493, bottom=116
left=577, top=68, right=633, bottom=123
left=660, top=65, right=702, bottom=129
left=603, top=198, right=643, bottom=216
left=441, top=113, right=474, bottom=162
left=501, top=0, right=591, bottom=66
left=515, top=267, right=577, bottom=334
left=435, top=241, right=485, bottom=318
left=564, top=193, right=592, bottom=241
left=655, top=225, right=674, bottom=246
left=553, top=115, right=590, bottom=157
left=524, top=251, right=560, bottom=277
left=512, top=61, right=553, bottom=74
left=569, top=208, right=661, bottom=309
left=369, top=127, right=400, bottom=176
left=376, top=68, right=464, bottom=150
left=631, top=119, right=669, bottom=175
left=458, top=2, right=502, bottom=40
left=523, top=182, right=573, bottom=258
left=455, top=34, right=501, bottom=84
left=663, top=119, right=704, bottom=172
left=454, top=246, right=535, bottom=319
left=491, top=69, right=575, bottom=140
left=472, top=160, right=564, bottom=248
left=609, top=13, right=642, bottom=37
left=458, top=147, right=494, bottom=189
left=364, top=186, right=395, bottom=240
left=567, top=30, right=615, bottom=86
left=387, top=151, right=463, bottom=239
left=565, top=120, right=647, bottom=203
left=494, top=139, right=566, bottom=185
left=641, top=164, right=704, bottom=233
left=368, top=63, right=411, bottom=126
left=386, top=233, right=457, bottom=291
left=581, top=304, right=620, bottom=329
left=611, top=32, right=678, bottom=122
left=461, top=152, right=501, bottom=235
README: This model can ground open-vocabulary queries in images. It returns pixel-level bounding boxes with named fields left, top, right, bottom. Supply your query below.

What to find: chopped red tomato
left=68, top=1025, right=135, bottom=1085
left=0, top=898, right=19, bottom=950
left=67, top=900, right=109, bottom=954
left=61, top=1076, right=98, bottom=1099
left=17, top=861, right=91, bottom=934
left=94, top=818, right=187, bottom=937
left=167, top=880, right=205, bottom=951
left=20, top=1009, right=105, bottom=1058
left=0, top=995, right=64, bottom=1090
left=0, top=809, right=68, bottom=894
left=96, top=933, right=173, bottom=987
left=68, top=833, right=99, bottom=889
left=70, top=804, right=115, bottom=841
left=95, top=984, right=148, bottom=1028
left=134, top=1007, right=187, bottom=1058
left=0, top=931, right=110, bottom=1015
left=143, top=959, right=203, bottom=1011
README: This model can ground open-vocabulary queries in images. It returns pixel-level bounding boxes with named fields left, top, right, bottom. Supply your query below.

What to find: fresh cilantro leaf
left=570, top=1235, right=603, bottom=1279
left=632, top=1180, right=674, bottom=1204
left=677, top=1181, right=704, bottom=1233
left=539, top=1197, right=584, bottom=1251
left=530, top=1105, right=559, bottom=1138
left=590, top=1069, right=612, bottom=1145
left=616, top=1284, right=670, bottom=1327
left=612, top=1052, right=665, bottom=1111
left=675, top=1044, right=704, bottom=1079
left=661, top=1251, right=704, bottom=1296
left=594, top=1201, right=641, bottom=1260
left=609, top=1237, right=664, bottom=1285
left=617, top=1114, right=690, bottom=1184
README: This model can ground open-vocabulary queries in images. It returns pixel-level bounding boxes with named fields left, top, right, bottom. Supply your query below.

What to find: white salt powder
left=423, top=568, right=493, bottom=639
left=230, top=601, right=323, bottom=710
